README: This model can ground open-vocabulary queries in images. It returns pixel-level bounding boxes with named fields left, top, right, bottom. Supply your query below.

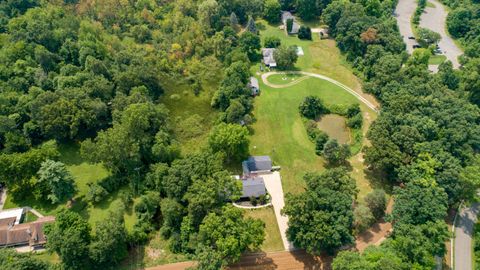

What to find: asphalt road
left=455, top=203, right=480, bottom=270
left=420, top=0, right=462, bottom=68
left=395, top=0, right=417, bottom=54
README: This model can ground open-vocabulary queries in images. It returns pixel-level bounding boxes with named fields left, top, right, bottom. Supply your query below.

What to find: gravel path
left=454, top=203, right=480, bottom=270
left=261, top=71, right=379, bottom=112
left=395, top=0, right=417, bottom=54
left=420, top=0, right=463, bottom=68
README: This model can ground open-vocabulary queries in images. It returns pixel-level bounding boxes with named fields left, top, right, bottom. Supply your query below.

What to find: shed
left=248, top=77, right=260, bottom=96
left=241, top=177, right=267, bottom=198
left=242, top=156, right=273, bottom=175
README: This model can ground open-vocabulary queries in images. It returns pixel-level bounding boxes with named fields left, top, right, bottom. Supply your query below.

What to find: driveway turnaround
left=395, top=0, right=417, bottom=54
left=455, top=203, right=480, bottom=270
left=262, top=171, right=294, bottom=251
left=261, top=71, right=379, bottom=112
left=420, top=0, right=463, bottom=68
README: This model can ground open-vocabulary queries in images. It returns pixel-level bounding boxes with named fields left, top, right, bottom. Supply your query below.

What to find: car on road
left=408, top=36, right=415, bottom=39
left=413, top=44, right=421, bottom=49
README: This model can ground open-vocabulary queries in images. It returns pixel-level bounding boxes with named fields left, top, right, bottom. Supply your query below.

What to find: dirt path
left=261, top=72, right=379, bottom=113
left=355, top=199, right=394, bottom=252
left=0, top=188, right=7, bottom=211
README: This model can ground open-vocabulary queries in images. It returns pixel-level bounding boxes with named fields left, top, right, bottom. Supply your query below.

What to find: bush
left=323, top=139, right=351, bottom=165
left=347, top=113, right=363, bottom=128
left=346, top=104, right=361, bottom=117
left=249, top=196, right=257, bottom=206
left=119, top=189, right=134, bottom=206
left=264, top=36, right=281, bottom=48
left=258, top=194, right=267, bottom=205
left=315, top=132, right=330, bottom=155
left=305, top=119, right=322, bottom=140
left=298, top=26, right=312, bottom=40
left=365, top=189, right=387, bottom=220
left=299, top=96, right=326, bottom=119
left=85, top=182, right=109, bottom=204
left=286, top=18, right=293, bottom=33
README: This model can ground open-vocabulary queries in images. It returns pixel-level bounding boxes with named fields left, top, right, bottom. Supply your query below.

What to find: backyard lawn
left=3, top=142, right=137, bottom=231
left=243, top=207, right=284, bottom=252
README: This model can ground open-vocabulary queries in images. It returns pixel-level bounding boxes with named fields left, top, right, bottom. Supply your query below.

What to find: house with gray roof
left=282, top=11, right=300, bottom=35
left=240, top=177, right=267, bottom=198
left=242, top=156, right=273, bottom=175
left=248, top=77, right=260, bottom=96
left=262, top=48, right=277, bottom=67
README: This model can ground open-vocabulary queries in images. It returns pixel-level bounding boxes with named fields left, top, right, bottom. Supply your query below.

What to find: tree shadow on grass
left=58, top=142, right=83, bottom=166
left=364, top=168, right=393, bottom=194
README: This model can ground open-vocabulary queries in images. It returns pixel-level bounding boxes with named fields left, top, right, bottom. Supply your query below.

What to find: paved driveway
left=455, top=203, right=480, bottom=270
left=262, top=171, right=294, bottom=251
left=395, top=0, right=417, bottom=54
left=420, top=0, right=463, bottom=68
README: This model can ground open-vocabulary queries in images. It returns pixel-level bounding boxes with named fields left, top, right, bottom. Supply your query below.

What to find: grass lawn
left=253, top=21, right=378, bottom=200
left=267, top=73, right=306, bottom=85
left=258, top=20, right=362, bottom=91
left=4, top=142, right=136, bottom=231
left=160, top=77, right=219, bottom=155
left=120, top=233, right=188, bottom=270
left=243, top=207, right=284, bottom=252
left=429, top=54, right=447, bottom=65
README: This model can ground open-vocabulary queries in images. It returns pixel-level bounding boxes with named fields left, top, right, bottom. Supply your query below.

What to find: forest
left=0, top=0, right=479, bottom=269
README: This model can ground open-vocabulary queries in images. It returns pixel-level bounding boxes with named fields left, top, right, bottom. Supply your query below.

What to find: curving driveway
left=395, top=0, right=417, bottom=54
left=261, top=71, right=380, bottom=113
left=420, top=0, right=462, bottom=68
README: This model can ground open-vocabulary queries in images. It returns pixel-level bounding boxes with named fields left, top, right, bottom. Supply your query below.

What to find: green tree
left=283, top=169, right=356, bottom=254
left=89, top=208, right=128, bottom=269
left=417, top=28, right=441, bottom=47
left=45, top=210, right=91, bottom=270
left=0, top=141, right=59, bottom=199
left=198, top=205, right=265, bottom=265
left=246, top=16, right=257, bottom=33
left=297, top=0, right=318, bottom=20
left=239, top=31, right=261, bottom=61
left=264, top=36, right=281, bottom=48
left=298, top=95, right=326, bottom=119
left=230, top=12, right=239, bottom=28
left=263, top=0, right=281, bottom=23
left=391, top=183, right=447, bottom=227
left=0, top=248, right=50, bottom=270
left=446, top=8, right=472, bottom=38
left=273, top=45, right=298, bottom=69
left=354, top=204, right=375, bottom=232
left=36, top=159, right=76, bottom=204
left=315, top=131, right=329, bottom=155
left=332, top=251, right=372, bottom=270
left=298, top=26, right=312, bottom=40
left=160, top=198, right=185, bottom=237
left=364, top=189, right=387, bottom=220
left=323, top=139, right=351, bottom=165
left=208, top=123, right=249, bottom=162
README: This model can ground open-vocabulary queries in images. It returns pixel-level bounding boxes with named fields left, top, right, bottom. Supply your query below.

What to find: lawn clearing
left=429, top=54, right=447, bottom=65
left=160, top=77, right=218, bottom=155
left=250, top=76, right=360, bottom=195
left=3, top=142, right=136, bottom=231
left=120, top=232, right=188, bottom=270
left=266, top=73, right=306, bottom=85
left=243, top=207, right=284, bottom=252
left=317, top=114, right=351, bottom=144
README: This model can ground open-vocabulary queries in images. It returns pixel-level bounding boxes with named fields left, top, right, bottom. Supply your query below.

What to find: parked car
left=413, top=44, right=421, bottom=49
left=408, top=36, right=415, bottom=40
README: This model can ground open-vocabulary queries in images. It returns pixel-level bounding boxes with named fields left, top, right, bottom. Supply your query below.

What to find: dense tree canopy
left=283, top=168, right=357, bottom=254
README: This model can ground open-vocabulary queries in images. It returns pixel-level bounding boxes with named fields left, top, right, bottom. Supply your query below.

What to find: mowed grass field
left=250, top=76, right=363, bottom=195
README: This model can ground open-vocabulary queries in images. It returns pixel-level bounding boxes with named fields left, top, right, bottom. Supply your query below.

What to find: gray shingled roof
left=242, top=156, right=272, bottom=174
left=262, top=48, right=277, bottom=67
left=249, top=77, right=259, bottom=89
left=241, top=177, right=267, bottom=198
